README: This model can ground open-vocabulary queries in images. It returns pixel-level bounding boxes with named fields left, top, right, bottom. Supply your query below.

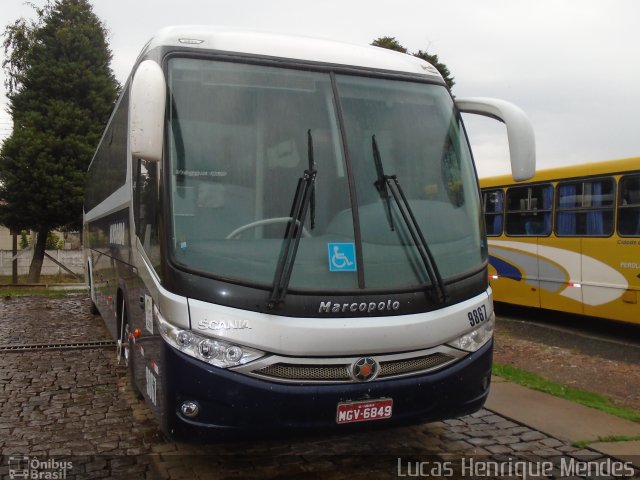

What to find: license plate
left=336, top=398, right=393, bottom=424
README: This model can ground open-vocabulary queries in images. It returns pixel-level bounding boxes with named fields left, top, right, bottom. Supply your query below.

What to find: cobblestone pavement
left=0, top=295, right=638, bottom=479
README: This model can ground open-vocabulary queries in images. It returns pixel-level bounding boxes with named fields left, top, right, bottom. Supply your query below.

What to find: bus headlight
left=156, top=311, right=264, bottom=368
left=448, top=313, right=495, bottom=352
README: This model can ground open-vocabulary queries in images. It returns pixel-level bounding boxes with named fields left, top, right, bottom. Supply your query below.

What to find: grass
left=573, top=435, right=640, bottom=449
left=0, top=286, right=87, bottom=298
left=0, top=273, right=82, bottom=284
left=493, top=362, right=640, bottom=423
left=94, top=384, right=114, bottom=395
left=0, top=274, right=86, bottom=298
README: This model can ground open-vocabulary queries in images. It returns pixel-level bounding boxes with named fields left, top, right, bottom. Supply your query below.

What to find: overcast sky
left=1, top=0, right=639, bottom=178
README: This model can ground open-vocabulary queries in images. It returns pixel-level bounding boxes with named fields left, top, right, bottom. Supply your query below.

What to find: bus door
left=497, top=184, right=556, bottom=308
left=582, top=175, right=638, bottom=322
left=535, top=181, right=584, bottom=315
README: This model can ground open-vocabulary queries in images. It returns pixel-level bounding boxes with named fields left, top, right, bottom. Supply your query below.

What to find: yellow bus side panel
left=582, top=237, right=639, bottom=324
left=537, top=237, right=583, bottom=315
left=488, top=240, right=540, bottom=308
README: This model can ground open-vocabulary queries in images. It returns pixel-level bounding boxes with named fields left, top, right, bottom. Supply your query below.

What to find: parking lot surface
left=0, top=295, right=636, bottom=479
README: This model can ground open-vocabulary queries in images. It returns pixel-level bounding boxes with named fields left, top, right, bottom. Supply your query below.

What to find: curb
left=486, top=379, right=640, bottom=467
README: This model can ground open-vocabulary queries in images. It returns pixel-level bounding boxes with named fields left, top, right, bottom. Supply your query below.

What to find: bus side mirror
left=456, top=97, right=536, bottom=182
left=130, top=60, right=166, bottom=162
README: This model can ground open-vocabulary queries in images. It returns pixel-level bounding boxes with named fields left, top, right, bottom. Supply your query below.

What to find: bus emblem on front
left=351, top=357, right=379, bottom=382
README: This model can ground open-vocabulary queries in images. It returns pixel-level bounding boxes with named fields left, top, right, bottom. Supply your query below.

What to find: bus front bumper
left=161, top=339, right=493, bottom=441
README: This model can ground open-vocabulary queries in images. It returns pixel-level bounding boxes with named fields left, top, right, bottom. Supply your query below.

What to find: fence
left=0, top=249, right=84, bottom=277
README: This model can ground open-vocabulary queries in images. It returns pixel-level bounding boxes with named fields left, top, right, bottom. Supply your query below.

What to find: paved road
left=0, top=295, right=635, bottom=479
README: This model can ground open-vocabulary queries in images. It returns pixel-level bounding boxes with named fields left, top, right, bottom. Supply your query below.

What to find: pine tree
left=0, top=0, right=118, bottom=282
left=371, top=36, right=408, bottom=54
left=371, top=36, right=455, bottom=90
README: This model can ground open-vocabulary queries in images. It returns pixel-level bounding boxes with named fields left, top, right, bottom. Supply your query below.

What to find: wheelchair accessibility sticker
left=328, top=242, right=357, bottom=272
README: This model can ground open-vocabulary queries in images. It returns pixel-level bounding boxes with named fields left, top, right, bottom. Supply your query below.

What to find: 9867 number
left=467, top=305, right=488, bottom=326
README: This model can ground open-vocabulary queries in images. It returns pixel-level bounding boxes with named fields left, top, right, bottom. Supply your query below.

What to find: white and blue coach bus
left=84, top=26, right=535, bottom=440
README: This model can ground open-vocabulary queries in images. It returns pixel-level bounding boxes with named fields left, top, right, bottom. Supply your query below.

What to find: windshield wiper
left=267, top=130, right=317, bottom=310
left=371, top=135, right=447, bottom=304
left=372, top=135, right=394, bottom=231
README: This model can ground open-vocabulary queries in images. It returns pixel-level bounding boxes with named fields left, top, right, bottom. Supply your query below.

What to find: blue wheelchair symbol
left=328, top=243, right=357, bottom=272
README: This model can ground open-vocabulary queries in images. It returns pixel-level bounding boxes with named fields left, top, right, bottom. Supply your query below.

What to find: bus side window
left=584, top=178, right=614, bottom=236
left=505, top=184, right=553, bottom=236
left=133, top=158, right=161, bottom=269
left=618, top=174, right=640, bottom=236
left=557, top=178, right=615, bottom=237
left=556, top=182, right=577, bottom=235
left=482, top=189, right=504, bottom=236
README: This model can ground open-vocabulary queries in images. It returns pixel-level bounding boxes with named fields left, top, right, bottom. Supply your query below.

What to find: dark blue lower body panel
left=161, top=341, right=493, bottom=441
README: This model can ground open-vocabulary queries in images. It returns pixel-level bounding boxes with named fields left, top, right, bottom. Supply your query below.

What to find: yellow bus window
left=619, top=174, right=640, bottom=237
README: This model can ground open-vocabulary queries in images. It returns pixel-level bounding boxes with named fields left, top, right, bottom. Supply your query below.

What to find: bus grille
left=251, top=352, right=456, bottom=383
left=256, top=364, right=351, bottom=382
left=380, top=353, right=453, bottom=377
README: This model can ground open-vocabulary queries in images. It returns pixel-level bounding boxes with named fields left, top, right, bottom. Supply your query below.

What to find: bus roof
left=140, top=26, right=444, bottom=82
left=480, top=156, right=640, bottom=188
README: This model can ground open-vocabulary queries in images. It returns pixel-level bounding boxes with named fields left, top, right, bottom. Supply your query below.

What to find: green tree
left=371, top=36, right=408, bottom=53
left=371, top=36, right=455, bottom=90
left=20, top=230, right=30, bottom=249
left=0, top=0, right=118, bottom=282
left=413, top=50, right=455, bottom=90
left=46, top=231, right=64, bottom=250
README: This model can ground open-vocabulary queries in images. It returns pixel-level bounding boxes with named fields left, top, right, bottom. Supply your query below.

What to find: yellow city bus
left=480, top=157, right=640, bottom=324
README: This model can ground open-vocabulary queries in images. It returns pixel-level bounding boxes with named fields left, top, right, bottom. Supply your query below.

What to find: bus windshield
left=168, top=58, right=483, bottom=292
